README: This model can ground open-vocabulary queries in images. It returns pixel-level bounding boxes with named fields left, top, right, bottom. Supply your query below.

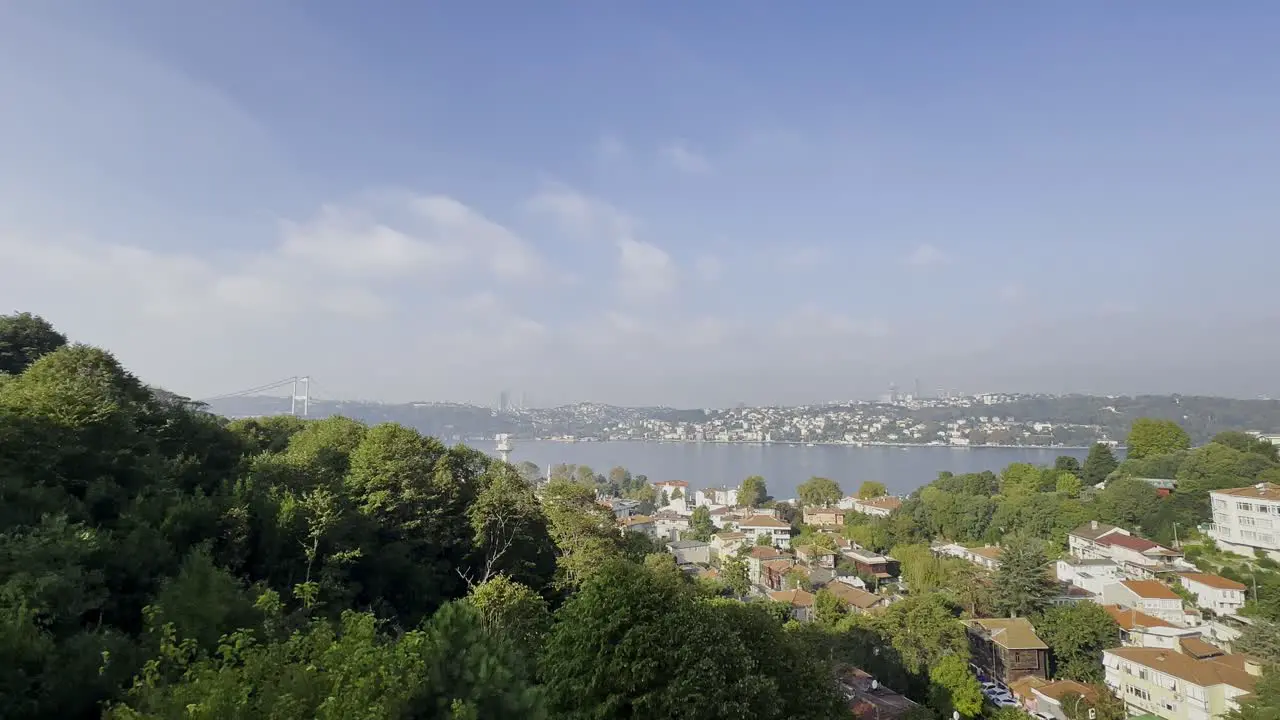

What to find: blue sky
left=2, top=2, right=1280, bottom=406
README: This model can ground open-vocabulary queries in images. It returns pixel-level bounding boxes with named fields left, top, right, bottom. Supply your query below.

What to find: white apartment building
left=1102, top=580, right=1188, bottom=626
left=1103, top=646, right=1260, bottom=720
left=737, top=515, right=793, bottom=549
left=1208, top=483, right=1280, bottom=562
left=1056, top=558, right=1122, bottom=596
left=1069, top=521, right=1184, bottom=578
left=1177, top=573, right=1247, bottom=616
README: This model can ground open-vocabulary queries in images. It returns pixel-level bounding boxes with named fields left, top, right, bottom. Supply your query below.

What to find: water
left=502, top=441, right=1092, bottom=499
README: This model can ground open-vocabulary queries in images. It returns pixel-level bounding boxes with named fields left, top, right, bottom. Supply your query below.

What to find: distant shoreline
left=475, top=438, right=1120, bottom=451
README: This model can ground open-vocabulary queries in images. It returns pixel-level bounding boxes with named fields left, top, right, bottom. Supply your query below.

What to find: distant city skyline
left=4, top=4, right=1280, bottom=407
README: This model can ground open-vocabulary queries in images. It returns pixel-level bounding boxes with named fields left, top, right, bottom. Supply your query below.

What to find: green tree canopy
left=797, top=477, right=843, bottom=508
left=0, top=312, right=68, bottom=376
left=1081, top=443, right=1119, bottom=486
left=857, top=481, right=888, bottom=499
left=738, top=475, right=768, bottom=507
left=1034, top=602, right=1120, bottom=681
left=928, top=653, right=984, bottom=719
left=991, top=534, right=1056, bottom=618
left=689, top=505, right=715, bottom=542
left=1126, top=418, right=1191, bottom=460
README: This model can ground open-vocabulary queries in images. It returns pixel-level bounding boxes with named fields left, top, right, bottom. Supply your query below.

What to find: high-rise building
left=498, top=390, right=510, bottom=413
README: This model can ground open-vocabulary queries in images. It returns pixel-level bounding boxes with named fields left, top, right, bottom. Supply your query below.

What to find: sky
left=2, top=2, right=1280, bottom=407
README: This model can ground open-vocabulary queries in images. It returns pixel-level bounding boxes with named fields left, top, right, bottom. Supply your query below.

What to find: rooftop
left=825, top=583, right=886, bottom=609
left=667, top=539, right=709, bottom=550
left=1179, top=572, right=1247, bottom=591
left=768, top=588, right=815, bottom=607
left=966, top=618, right=1049, bottom=650
left=1105, top=647, right=1258, bottom=691
left=970, top=546, right=1003, bottom=561
left=748, top=545, right=788, bottom=560
left=619, top=515, right=654, bottom=527
left=1213, top=482, right=1280, bottom=502
left=1034, top=679, right=1098, bottom=703
left=1071, top=521, right=1122, bottom=541
left=1102, top=604, right=1176, bottom=630
left=1119, top=579, right=1182, bottom=600
left=858, top=496, right=903, bottom=510
left=739, top=515, right=790, bottom=529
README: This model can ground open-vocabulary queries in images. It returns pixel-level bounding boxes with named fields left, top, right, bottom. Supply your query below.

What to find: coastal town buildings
left=1208, top=483, right=1280, bottom=562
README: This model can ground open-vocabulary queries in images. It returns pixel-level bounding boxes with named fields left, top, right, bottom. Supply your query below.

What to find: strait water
left=500, top=441, right=1094, bottom=500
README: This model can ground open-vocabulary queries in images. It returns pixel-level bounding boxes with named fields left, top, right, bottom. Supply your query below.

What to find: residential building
left=838, top=668, right=922, bottom=720
left=1206, top=616, right=1255, bottom=653
left=618, top=515, right=655, bottom=538
left=1031, top=680, right=1100, bottom=720
left=935, top=543, right=1002, bottom=570
left=652, top=480, right=691, bottom=513
left=852, top=496, right=903, bottom=518
left=825, top=583, right=889, bottom=614
left=1103, top=645, right=1261, bottom=720
left=746, top=545, right=789, bottom=586
left=1057, top=557, right=1123, bottom=595
left=1208, top=483, right=1280, bottom=562
left=604, top=498, right=641, bottom=520
left=1177, top=573, right=1247, bottom=616
left=1102, top=580, right=1188, bottom=626
left=965, top=618, right=1050, bottom=684
left=795, top=544, right=838, bottom=568
left=767, top=589, right=815, bottom=622
left=1049, top=582, right=1100, bottom=606
left=803, top=507, right=848, bottom=528
left=1104, top=605, right=1203, bottom=649
left=738, top=515, right=793, bottom=548
left=1069, top=522, right=1184, bottom=578
left=709, top=531, right=747, bottom=559
left=762, top=558, right=796, bottom=591
left=652, top=509, right=690, bottom=542
left=667, top=539, right=711, bottom=565
left=842, top=547, right=900, bottom=579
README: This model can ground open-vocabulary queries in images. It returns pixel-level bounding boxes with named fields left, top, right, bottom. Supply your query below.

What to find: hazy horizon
left=5, top=3, right=1280, bottom=407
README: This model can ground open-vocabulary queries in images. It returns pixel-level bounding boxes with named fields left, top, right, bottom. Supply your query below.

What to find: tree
left=1082, top=443, right=1119, bottom=486
left=540, top=560, right=780, bottom=719
left=1055, top=472, right=1083, bottom=498
left=928, top=653, right=984, bottom=718
left=1225, top=665, right=1279, bottom=720
left=540, top=480, right=622, bottom=588
left=814, top=589, right=849, bottom=626
left=1054, top=456, right=1082, bottom=475
left=797, top=477, right=842, bottom=508
left=1034, top=602, right=1119, bottom=681
left=689, top=505, right=715, bottom=542
left=738, top=475, right=768, bottom=508
left=991, top=534, right=1056, bottom=618
left=465, top=576, right=550, bottom=657
left=1213, top=431, right=1280, bottom=463
left=857, top=481, right=888, bottom=500
left=1127, top=418, right=1191, bottom=460
left=999, top=463, right=1041, bottom=496
left=607, top=466, right=632, bottom=492
left=722, top=557, right=750, bottom=597
left=0, top=312, right=67, bottom=375
left=876, top=594, right=967, bottom=674
left=755, top=533, right=774, bottom=547
left=1234, top=619, right=1280, bottom=664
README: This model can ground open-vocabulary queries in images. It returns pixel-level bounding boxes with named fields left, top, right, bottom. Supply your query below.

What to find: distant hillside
left=206, top=393, right=1280, bottom=445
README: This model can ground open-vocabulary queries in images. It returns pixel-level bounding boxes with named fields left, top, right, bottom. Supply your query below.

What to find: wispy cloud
left=905, top=243, right=946, bottom=267
left=660, top=140, right=713, bottom=174
left=594, top=134, right=627, bottom=162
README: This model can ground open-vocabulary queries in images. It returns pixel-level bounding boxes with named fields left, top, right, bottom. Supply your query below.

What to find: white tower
left=290, top=376, right=310, bottom=417
left=495, top=433, right=512, bottom=463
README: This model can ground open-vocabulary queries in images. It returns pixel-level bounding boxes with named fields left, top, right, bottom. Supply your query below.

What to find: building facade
left=965, top=618, right=1050, bottom=685
left=1103, top=646, right=1259, bottom=720
left=1208, top=483, right=1280, bottom=562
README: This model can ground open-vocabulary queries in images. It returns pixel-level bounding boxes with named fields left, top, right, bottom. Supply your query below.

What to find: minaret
left=495, top=433, right=512, bottom=463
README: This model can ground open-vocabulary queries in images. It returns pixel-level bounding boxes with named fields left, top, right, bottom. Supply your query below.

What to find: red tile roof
left=1120, top=579, right=1181, bottom=600
left=1179, top=572, right=1247, bottom=591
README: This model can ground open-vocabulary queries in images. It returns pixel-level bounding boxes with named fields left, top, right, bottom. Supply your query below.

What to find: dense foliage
left=0, top=313, right=849, bottom=720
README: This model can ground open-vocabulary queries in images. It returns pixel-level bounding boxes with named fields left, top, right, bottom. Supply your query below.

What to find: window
left=1241, top=517, right=1257, bottom=527
left=1238, top=503, right=1254, bottom=512
left=1214, top=499, right=1227, bottom=510
left=1242, top=531, right=1258, bottom=541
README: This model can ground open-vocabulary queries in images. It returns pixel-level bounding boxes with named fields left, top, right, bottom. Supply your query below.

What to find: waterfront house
left=965, top=618, right=1050, bottom=684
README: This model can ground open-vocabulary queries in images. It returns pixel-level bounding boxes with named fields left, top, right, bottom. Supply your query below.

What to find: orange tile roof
left=1120, top=579, right=1181, bottom=600
left=1034, top=680, right=1098, bottom=703
left=1106, top=648, right=1257, bottom=691
left=1179, top=572, right=1247, bottom=591
left=1102, top=604, right=1175, bottom=630
left=860, top=496, right=903, bottom=510
left=739, top=515, right=790, bottom=529
left=619, top=515, right=654, bottom=527
left=1213, top=482, right=1280, bottom=501
left=825, top=583, right=886, bottom=609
